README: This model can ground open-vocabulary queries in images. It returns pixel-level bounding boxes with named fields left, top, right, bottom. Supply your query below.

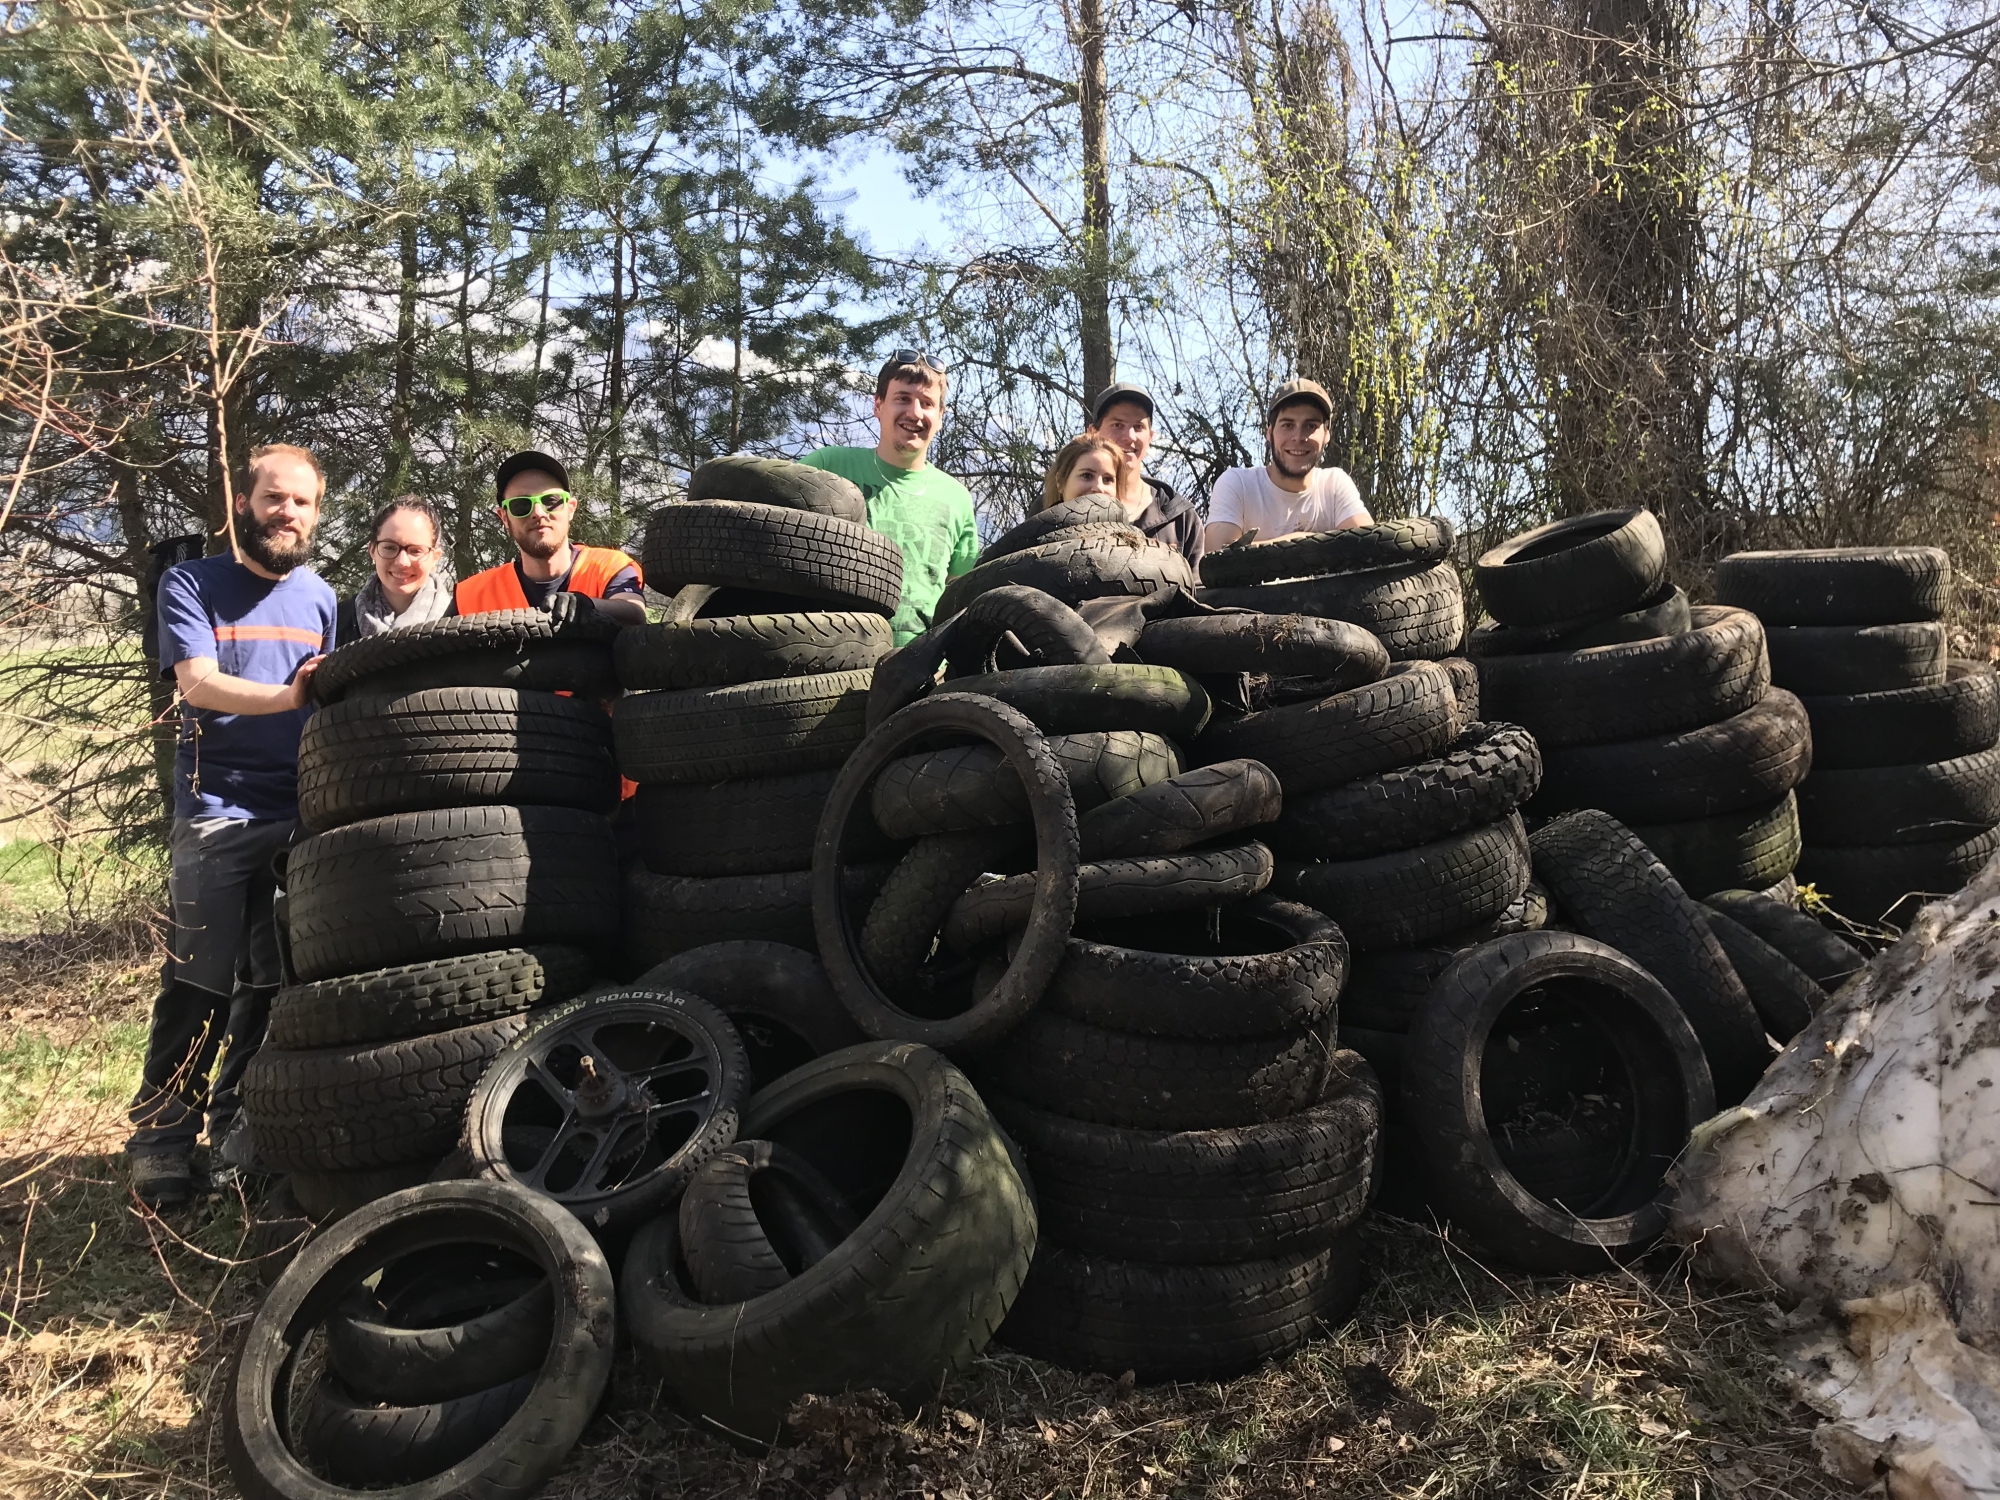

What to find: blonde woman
left=1040, top=434, right=1129, bottom=512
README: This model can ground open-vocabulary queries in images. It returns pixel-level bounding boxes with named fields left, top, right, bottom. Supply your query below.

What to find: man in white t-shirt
left=1203, top=378, right=1373, bottom=553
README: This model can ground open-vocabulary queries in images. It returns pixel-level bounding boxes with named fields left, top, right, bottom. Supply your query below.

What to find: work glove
left=545, top=591, right=600, bottom=628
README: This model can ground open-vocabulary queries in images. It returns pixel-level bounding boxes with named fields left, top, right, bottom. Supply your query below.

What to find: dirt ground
left=0, top=919, right=1852, bottom=1500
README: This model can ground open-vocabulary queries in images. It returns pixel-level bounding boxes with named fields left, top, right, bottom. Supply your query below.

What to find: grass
left=0, top=910, right=1846, bottom=1500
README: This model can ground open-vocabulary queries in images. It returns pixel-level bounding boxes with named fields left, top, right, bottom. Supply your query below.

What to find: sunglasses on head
left=885, top=348, right=947, bottom=375
left=501, top=489, right=571, bottom=518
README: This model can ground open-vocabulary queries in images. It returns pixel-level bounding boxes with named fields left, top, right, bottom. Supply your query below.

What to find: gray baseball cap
left=1092, top=382, right=1156, bottom=424
left=1266, top=378, right=1333, bottom=425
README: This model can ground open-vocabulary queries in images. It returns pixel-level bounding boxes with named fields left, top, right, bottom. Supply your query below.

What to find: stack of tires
left=1714, top=547, right=2000, bottom=927
left=245, top=611, right=627, bottom=1220
left=616, top=457, right=904, bottom=967
left=808, top=613, right=1382, bottom=1381
left=1471, top=510, right=1807, bottom=900
left=1188, top=625, right=1539, bottom=1217
left=1197, top=517, right=1466, bottom=662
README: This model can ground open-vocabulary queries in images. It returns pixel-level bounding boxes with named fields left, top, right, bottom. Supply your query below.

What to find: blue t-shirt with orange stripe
left=156, top=553, right=336, bottom=821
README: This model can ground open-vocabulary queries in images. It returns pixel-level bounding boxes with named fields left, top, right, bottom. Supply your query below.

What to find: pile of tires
left=1471, top=510, right=1805, bottom=899
left=245, top=612, right=628, bottom=1220
left=1196, top=515, right=1465, bottom=661
left=617, top=457, right=903, bottom=967
left=810, top=597, right=1384, bottom=1381
left=1715, top=547, right=2000, bottom=927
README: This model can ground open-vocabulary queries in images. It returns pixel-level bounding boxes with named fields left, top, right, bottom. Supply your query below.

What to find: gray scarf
left=353, top=568, right=454, bottom=637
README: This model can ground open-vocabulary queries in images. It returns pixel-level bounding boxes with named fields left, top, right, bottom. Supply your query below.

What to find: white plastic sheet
left=1670, top=856, right=2000, bottom=1496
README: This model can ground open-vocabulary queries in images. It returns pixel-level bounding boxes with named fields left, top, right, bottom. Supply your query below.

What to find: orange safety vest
left=454, top=546, right=643, bottom=616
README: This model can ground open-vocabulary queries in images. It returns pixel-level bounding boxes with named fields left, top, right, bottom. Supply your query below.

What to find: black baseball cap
left=494, top=450, right=570, bottom=503
left=1092, top=382, right=1156, bottom=424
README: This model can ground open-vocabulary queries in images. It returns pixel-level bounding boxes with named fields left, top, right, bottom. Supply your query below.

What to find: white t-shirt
left=1208, top=465, right=1367, bottom=541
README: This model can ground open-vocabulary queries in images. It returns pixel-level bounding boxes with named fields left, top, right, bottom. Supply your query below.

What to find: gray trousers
left=126, top=815, right=294, bottom=1156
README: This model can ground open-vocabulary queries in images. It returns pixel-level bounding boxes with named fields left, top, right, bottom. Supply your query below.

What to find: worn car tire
left=940, top=663, right=1211, bottom=738
left=1796, top=747, right=2000, bottom=847
left=636, top=768, right=896, bottom=877
left=323, top=1244, right=555, bottom=1405
left=1713, top=547, right=1951, bottom=625
left=1195, top=659, right=1459, bottom=796
left=615, top=612, right=891, bottom=691
left=941, top=586, right=1109, bottom=676
left=286, top=806, right=617, bottom=983
left=1703, top=910, right=1820, bottom=1043
left=1403, top=931, right=1714, bottom=1271
left=936, top=532, right=1196, bottom=618
left=221, top=1180, right=614, bottom=1500
left=997, top=1233, right=1362, bottom=1382
left=1534, top=689, right=1811, bottom=823
left=1269, top=722, right=1542, bottom=859
left=1038, top=895, right=1345, bottom=1039
left=1466, top=583, right=1689, bottom=657
left=311, top=610, right=619, bottom=706
left=977, top=497, right=1128, bottom=563
left=974, top=1008, right=1346, bottom=1130
left=622, top=1042, right=1037, bottom=1449
left=676, top=1139, right=862, bottom=1306
left=1799, top=664, right=2000, bottom=770
left=243, top=1016, right=531, bottom=1172
left=1197, top=560, right=1464, bottom=660
left=615, top=669, right=873, bottom=785
left=645, top=501, right=903, bottom=615
left=1136, top=612, right=1389, bottom=687
left=1476, top=606, right=1770, bottom=749
left=1273, top=815, right=1531, bottom=952
left=297, top=688, right=618, bottom=833
left=625, top=864, right=890, bottom=970
left=1473, top=509, right=1666, bottom=626
left=1765, top=621, right=1946, bottom=695
left=1529, top=809, right=1768, bottom=1105
left=942, top=842, right=1275, bottom=955
left=1626, top=791, right=1802, bottom=899
left=1077, top=759, right=1283, bottom=860
left=859, top=829, right=1027, bottom=999
left=687, top=454, right=868, bottom=523
left=986, top=1065, right=1378, bottom=1263
left=1702, top=891, right=1866, bottom=991
left=870, top=731, right=1181, bottom=839
left=1198, top=517, right=1455, bottom=587
left=1796, top=827, right=2000, bottom=927
left=266, top=947, right=593, bottom=1051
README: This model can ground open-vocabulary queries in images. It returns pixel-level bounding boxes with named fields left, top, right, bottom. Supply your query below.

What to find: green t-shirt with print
left=801, top=446, right=980, bottom=644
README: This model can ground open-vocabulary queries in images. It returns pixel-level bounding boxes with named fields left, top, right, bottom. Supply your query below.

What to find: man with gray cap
left=1087, top=382, right=1204, bottom=567
left=1203, top=378, right=1371, bottom=554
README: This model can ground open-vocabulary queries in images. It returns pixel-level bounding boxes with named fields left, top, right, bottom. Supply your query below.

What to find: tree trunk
left=1075, top=0, right=1114, bottom=412
left=390, top=218, right=418, bottom=493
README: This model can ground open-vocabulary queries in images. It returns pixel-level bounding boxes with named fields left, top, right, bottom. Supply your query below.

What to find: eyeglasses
left=370, top=540, right=435, bottom=562
left=885, top=349, right=947, bottom=375
left=501, top=489, right=572, bottom=518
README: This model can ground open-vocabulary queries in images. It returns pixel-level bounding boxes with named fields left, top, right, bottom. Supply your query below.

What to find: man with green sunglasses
left=455, top=450, right=646, bottom=624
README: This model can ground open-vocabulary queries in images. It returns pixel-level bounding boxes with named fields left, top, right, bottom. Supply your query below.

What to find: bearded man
left=129, top=443, right=337, bottom=1208
left=1201, top=378, right=1373, bottom=553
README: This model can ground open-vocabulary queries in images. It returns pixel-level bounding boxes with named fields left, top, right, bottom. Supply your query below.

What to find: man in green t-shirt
left=803, top=351, right=979, bottom=643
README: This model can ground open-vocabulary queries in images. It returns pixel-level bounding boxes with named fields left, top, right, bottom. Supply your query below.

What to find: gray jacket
left=1133, top=476, right=1204, bottom=569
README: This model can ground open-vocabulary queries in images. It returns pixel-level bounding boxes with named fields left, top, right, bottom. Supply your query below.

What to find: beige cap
left=1266, top=378, right=1333, bottom=426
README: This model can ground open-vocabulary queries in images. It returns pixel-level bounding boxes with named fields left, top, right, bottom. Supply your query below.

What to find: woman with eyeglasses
left=335, top=494, right=454, bottom=642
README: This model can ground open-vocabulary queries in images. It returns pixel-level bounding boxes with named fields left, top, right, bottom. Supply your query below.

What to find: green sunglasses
left=501, top=489, right=572, bottom=518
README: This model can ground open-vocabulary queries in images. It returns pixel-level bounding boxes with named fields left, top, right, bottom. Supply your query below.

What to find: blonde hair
left=244, top=442, right=326, bottom=502
left=1041, top=435, right=1126, bottom=511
